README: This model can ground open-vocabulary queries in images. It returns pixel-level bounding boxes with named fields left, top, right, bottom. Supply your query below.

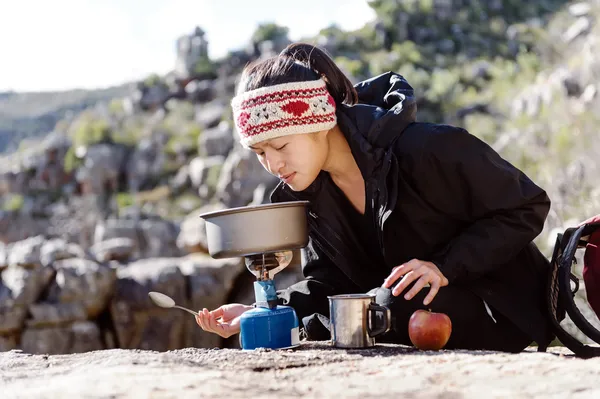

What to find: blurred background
left=1, top=0, right=599, bottom=354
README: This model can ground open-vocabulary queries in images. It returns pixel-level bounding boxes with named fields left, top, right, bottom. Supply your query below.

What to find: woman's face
left=249, top=130, right=330, bottom=191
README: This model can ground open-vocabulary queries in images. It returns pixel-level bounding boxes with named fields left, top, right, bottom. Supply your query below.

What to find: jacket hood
left=332, top=71, right=417, bottom=189
left=338, top=71, right=417, bottom=151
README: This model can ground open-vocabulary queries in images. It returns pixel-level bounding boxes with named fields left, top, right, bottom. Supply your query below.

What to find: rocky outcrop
left=0, top=233, right=303, bottom=354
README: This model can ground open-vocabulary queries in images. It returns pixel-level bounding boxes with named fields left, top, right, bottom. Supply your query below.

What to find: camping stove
left=238, top=250, right=300, bottom=350
left=198, top=200, right=310, bottom=350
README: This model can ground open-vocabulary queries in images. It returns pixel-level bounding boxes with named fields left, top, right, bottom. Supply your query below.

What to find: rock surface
left=1, top=342, right=599, bottom=398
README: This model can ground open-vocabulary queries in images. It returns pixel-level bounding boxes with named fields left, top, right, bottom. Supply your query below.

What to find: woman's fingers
left=385, top=260, right=448, bottom=305
left=197, top=308, right=229, bottom=338
left=210, top=306, right=225, bottom=320
left=423, top=281, right=441, bottom=306
left=198, top=308, right=212, bottom=332
left=392, top=266, right=424, bottom=297
left=207, top=310, right=235, bottom=338
left=207, top=311, right=225, bottom=337
left=403, top=274, right=431, bottom=300
left=197, top=304, right=249, bottom=339
left=197, top=309, right=205, bottom=330
left=195, top=310, right=203, bottom=329
left=382, top=260, right=415, bottom=288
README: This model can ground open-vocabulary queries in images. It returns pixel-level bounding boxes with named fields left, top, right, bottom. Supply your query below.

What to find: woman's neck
left=322, top=125, right=364, bottom=189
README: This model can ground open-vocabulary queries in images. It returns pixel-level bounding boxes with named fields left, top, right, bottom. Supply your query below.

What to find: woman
left=196, top=43, right=554, bottom=352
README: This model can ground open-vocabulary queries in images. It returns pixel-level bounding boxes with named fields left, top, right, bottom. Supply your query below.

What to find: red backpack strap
left=579, top=214, right=600, bottom=227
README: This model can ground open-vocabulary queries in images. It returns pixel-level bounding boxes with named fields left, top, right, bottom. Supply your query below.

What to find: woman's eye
left=276, top=144, right=288, bottom=151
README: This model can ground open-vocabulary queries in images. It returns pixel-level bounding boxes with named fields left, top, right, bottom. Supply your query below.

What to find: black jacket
left=273, top=72, right=554, bottom=348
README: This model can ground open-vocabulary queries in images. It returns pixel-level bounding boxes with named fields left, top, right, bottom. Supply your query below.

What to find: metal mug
left=328, top=294, right=391, bottom=348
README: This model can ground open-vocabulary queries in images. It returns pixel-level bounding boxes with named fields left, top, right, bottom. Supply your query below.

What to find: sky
left=0, top=0, right=376, bottom=92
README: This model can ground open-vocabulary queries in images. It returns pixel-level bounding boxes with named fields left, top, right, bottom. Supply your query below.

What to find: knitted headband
left=231, top=78, right=337, bottom=148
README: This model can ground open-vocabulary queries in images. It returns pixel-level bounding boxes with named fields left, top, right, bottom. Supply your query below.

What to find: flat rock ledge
left=1, top=342, right=598, bottom=398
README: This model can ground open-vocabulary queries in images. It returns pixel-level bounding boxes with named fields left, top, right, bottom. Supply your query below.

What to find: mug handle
left=367, top=303, right=391, bottom=338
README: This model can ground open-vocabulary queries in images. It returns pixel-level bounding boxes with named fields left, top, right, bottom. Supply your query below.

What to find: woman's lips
left=281, top=172, right=296, bottom=184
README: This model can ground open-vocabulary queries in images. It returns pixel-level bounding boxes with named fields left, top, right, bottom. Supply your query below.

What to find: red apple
left=408, top=309, right=452, bottom=350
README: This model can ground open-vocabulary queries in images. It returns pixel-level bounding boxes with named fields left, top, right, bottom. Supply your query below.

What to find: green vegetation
left=71, top=115, right=112, bottom=148
left=251, top=23, right=289, bottom=44
left=2, top=194, right=24, bottom=212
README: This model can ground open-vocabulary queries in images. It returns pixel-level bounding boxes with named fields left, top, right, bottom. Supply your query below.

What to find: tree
left=251, top=23, right=289, bottom=44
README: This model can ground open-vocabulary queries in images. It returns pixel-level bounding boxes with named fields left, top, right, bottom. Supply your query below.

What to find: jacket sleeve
left=410, top=125, right=551, bottom=284
left=276, top=237, right=351, bottom=324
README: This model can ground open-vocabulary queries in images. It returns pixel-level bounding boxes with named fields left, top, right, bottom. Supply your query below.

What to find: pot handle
left=368, top=303, right=391, bottom=338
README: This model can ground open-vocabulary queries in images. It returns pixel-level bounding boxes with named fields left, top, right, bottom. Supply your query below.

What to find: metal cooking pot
left=198, top=201, right=310, bottom=259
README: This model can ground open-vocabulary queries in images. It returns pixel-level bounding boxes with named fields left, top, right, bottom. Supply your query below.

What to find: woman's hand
left=195, top=303, right=253, bottom=338
left=382, top=259, right=449, bottom=306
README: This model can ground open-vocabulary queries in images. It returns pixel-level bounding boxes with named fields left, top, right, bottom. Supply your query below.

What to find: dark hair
left=236, top=43, right=358, bottom=105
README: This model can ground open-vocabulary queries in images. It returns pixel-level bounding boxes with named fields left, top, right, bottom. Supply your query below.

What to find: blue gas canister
left=239, top=305, right=300, bottom=350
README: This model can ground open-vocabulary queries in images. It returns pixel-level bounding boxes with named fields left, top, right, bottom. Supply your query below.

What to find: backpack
left=547, top=214, right=600, bottom=358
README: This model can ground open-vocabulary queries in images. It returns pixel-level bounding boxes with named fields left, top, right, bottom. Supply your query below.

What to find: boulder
left=195, top=100, right=226, bottom=130
left=0, top=264, right=55, bottom=335
left=176, top=203, right=226, bottom=254
left=139, top=219, right=181, bottom=258
left=188, top=156, right=225, bottom=194
left=198, top=122, right=234, bottom=158
left=40, top=238, right=87, bottom=267
left=179, top=254, right=244, bottom=348
left=91, top=238, right=137, bottom=263
left=1, top=265, right=55, bottom=307
left=6, top=236, right=46, bottom=268
left=0, top=334, right=17, bottom=351
left=20, top=321, right=103, bottom=355
left=26, top=302, right=87, bottom=328
left=46, top=258, right=117, bottom=318
left=215, top=149, right=278, bottom=208
left=110, top=258, right=188, bottom=351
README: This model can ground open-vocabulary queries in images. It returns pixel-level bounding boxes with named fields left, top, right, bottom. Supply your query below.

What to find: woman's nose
left=265, top=152, right=284, bottom=175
